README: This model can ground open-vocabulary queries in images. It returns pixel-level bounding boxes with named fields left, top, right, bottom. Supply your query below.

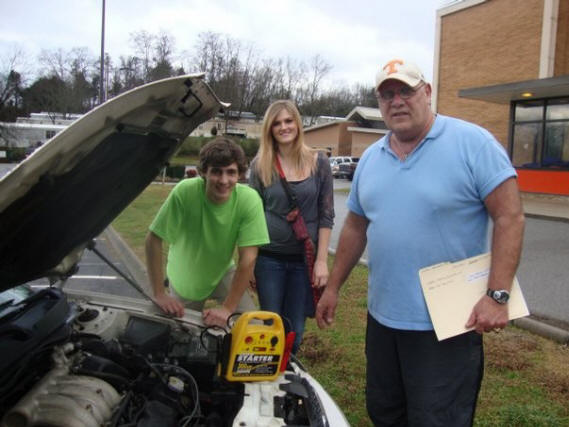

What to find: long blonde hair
left=255, top=100, right=315, bottom=186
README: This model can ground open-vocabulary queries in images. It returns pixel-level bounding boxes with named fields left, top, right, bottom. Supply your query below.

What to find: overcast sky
left=1, top=0, right=449, bottom=88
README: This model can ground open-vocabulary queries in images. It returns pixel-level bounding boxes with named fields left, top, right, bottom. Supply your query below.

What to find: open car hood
left=0, top=74, right=227, bottom=290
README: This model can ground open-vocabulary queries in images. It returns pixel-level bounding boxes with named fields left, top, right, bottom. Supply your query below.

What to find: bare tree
left=0, top=48, right=24, bottom=147
left=247, top=58, right=280, bottom=116
left=353, top=83, right=377, bottom=108
left=0, top=47, right=27, bottom=121
left=117, top=55, right=143, bottom=92
left=130, top=30, right=155, bottom=82
left=148, top=30, right=176, bottom=82
left=35, top=47, right=97, bottom=114
left=154, top=30, right=175, bottom=64
left=69, top=48, right=91, bottom=77
left=284, top=57, right=305, bottom=101
left=235, top=43, right=260, bottom=115
left=38, top=48, right=70, bottom=81
left=298, top=54, right=332, bottom=125
left=191, top=32, right=225, bottom=85
left=70, top=48, right=96, bottom=111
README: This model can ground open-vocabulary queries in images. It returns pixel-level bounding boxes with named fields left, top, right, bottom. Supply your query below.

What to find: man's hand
left=465, top=296, right=509, bottom=334
left=314, top=212, right=368, bottom=330
left=154, top=293, right=185, bottom=317
left=313, top=259, right=329, bottom=288
left=315, top=287, right=339, bottom=329
left=470, top=177, right=523, bottom=335
left=203, top=306, right=232, bottom=328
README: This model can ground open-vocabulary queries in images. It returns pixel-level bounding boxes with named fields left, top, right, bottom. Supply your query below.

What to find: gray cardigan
left=249, top=152, right=335, bottom=255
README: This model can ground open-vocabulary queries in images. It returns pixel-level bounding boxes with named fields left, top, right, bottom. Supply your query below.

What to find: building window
left=46, top=130, right=56, bottom=139
left=511, top=98, right=569, bottom=169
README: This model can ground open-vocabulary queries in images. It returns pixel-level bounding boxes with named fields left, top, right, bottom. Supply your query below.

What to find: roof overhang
left=345, top=106, right=383, bottom=122
left=458, top=75, right=569, bottom=104
left=304, top=120, right=348, bottom=133
left=347, top=127, right=388, bottom=135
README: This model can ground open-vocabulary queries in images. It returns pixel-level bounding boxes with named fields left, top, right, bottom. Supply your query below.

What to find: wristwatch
left=486, top=289, right=510, bottom=304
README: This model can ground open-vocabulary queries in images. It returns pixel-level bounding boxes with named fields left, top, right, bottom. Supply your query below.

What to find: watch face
left=487, top=289, right=510, bottom=304
left=495, top=290, right=509, bottom=304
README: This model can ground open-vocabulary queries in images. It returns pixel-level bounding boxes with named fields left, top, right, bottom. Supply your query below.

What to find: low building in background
left=0, top=113, right=80, bottom=161
left=0, top=113, right=79, bottom=147
left=191, top=111, right=262, bottom=139
left=304, top=106, right=388, bottom=157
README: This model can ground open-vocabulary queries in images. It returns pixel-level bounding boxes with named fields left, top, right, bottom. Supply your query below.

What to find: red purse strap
left=274, top=155, right=298, bottom=209
left=274, top=155, right=286, bottom=178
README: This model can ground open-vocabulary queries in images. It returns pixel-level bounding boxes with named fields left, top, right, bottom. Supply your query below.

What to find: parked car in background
left=329, top=157, right=340, bottom=178
left=338, top=157, right=359, bottom=180
left=330, top=156, right=359, bottom=179
left=329, top=156, right=349, bottom=178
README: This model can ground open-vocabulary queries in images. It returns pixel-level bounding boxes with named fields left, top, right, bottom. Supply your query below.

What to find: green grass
left=112, top=183, right=173, bottom=262
left=112, top=184, right=569, bottom=427
left=169, top=154, right=199, bottom=166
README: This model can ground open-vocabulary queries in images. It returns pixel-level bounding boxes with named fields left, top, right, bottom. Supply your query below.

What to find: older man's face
left=377, top=80, right=432, bottom=142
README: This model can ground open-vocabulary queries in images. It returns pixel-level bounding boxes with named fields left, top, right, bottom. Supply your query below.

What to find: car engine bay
left=0, top=287, right=329, bottom=427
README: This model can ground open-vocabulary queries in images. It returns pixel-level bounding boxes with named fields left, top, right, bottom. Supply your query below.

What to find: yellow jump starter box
left=223, top=311, right=286, bottom=382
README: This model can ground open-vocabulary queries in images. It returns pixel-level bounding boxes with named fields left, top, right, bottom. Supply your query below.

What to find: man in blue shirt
left=316, top=59, right=525, bottom=426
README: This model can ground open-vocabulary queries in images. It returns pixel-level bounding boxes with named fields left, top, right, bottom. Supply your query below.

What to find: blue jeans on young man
left=254, top=254, right=313, bottom=354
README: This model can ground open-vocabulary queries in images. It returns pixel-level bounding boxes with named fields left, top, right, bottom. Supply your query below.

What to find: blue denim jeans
left=254, top=254, right=313, bottom=353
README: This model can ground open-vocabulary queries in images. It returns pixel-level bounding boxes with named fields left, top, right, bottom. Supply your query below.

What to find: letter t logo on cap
left=383, top=59, right=404, bottom=75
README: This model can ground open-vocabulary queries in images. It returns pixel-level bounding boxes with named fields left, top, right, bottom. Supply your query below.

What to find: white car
left=0, top=75, right=349, bottom=427
left=329, top=156, right=358, bottom=179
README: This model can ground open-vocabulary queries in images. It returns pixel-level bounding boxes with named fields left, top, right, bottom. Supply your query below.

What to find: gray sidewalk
left=521, top=192, right=569, bottom=222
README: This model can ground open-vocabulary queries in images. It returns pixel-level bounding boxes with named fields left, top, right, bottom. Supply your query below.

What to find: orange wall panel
left=517, top=169, right=569, bottom=194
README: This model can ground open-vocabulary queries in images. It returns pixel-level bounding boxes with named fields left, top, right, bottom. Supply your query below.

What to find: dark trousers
left=365, top=313, right=483, bottom=427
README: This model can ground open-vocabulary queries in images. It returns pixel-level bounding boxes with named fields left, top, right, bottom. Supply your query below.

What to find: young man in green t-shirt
left=145, top=137, right=269, bottom=327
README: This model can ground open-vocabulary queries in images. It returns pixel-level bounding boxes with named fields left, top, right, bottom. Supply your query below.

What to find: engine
left=0, top=292, right=324, bottom=427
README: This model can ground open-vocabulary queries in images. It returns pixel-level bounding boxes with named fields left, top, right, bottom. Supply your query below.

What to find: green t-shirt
left=149, top=178, right=269, bottom=300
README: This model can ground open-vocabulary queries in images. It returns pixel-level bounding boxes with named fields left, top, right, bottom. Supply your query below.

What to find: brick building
left=434, top=0, right=569, bottom=195
left=304, top=107, right=387, bottom=157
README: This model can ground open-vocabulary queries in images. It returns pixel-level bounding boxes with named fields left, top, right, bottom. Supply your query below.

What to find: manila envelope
left=419, top=252, right=529, bottom=341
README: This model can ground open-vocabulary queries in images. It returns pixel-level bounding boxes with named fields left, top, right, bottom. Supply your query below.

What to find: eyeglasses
left=376, top=83, right=424, bottom=102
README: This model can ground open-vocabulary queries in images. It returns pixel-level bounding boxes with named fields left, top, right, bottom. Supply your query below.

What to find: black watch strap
left=486, top=289, right=510, bottom=304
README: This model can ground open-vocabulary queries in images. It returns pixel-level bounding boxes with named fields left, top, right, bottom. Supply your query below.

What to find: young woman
left=249, top=100, right=334, bottom=353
